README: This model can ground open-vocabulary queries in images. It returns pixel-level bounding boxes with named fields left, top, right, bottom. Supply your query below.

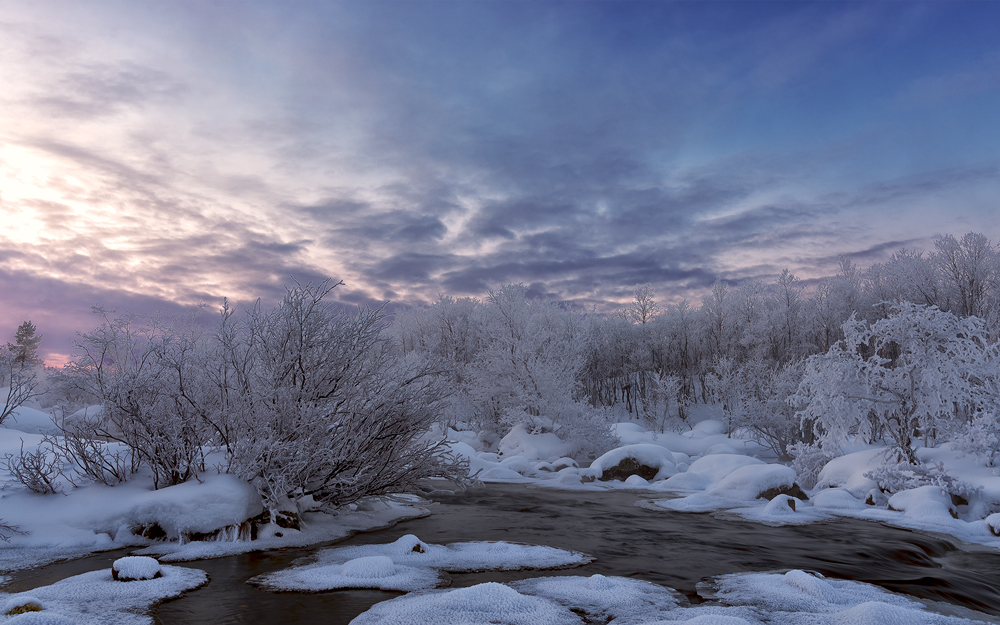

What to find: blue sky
left=2, top=0, right=999, bottom=363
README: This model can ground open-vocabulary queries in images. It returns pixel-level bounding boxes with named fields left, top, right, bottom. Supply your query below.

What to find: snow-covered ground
left=251, top=533, right=592, bottom=592
left=0, top=405, right=429, bottom=573
left=444, top=405, right=1000, bottom=552
left=0, top=561, right=206, bottom=624
left=349, top=570, right=991, bottom=624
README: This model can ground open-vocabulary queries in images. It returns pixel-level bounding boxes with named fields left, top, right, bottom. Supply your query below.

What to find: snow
left=0, top=407, right=61, bottom=437
left=590, top=444, right=679, bottom=481
left=347, top=571, right=989, bottom=625
left=686, top=454, right=766, bottom=483
left=251, top=555, right=443, bottom=592
left=811, top=488, right=868, bottom=511
left=253, top=534, right=592, bottom=592
left=498, top=424, right=574, bottom=462
left=705, top=464, right=797, bottom=500
left=111, top=556, right=160, bottom=581
left=0, top=563, right=205, bottom=625
left=349, top=581, right=582, bottom=625
left=888, top=485, right=957, bottom=521
left=814, top=448, right=884, bottom=497
left=509, top=573, right=682, bottom=622
left=0, top=425, right=429, bottom=570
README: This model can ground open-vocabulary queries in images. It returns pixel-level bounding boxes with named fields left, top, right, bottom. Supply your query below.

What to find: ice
left=0, top=564, right=206, bottom=625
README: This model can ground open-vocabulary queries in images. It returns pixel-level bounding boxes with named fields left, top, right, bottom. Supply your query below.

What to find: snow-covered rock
left=887, top=485, right=957, bottom=521
left=706, top=464, right=801, bottom=501
left=0, top=564, right=206, bottom=625
left=814, top=449, right=884, bottom=498
left=590, top=444, right=678, bottom=482
left=112, top=556, right=162, bottom=581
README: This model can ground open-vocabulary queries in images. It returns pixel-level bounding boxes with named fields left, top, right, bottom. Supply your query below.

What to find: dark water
left=7, top=483, right=1000, bottom=624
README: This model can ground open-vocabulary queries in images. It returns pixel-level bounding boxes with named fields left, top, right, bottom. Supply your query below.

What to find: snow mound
left=347, top=570, right=988, bottom=624
left=254, top=536, right=593, bottom=593
left=887, top=486, right=956, bottom=521
left=349, top=581, right=582, bottom=625
left=686, top=455, right=766, bottom=483
left=252, top=556, right=441, bottom=592
left=811, top=488, right=867, bottom=511
left=693, top=419, right=727, bottom=435
left=0, top=406, right=62, bottom=436
left=705, top=464, right=798, bottom=501
left=509, top=574, right=682, bottom=622
left=112, top=556, right=161, bottom=581
left=662, top=471, right=711, bottom=491
left=815, top=449, right=884, bottom=498
left=498, top=425, right=573, bottom=462
left=590, top=444, right=678, bottom=481
left=122, top=473, right=263, bottom=539
left=478, top=467, right=529, bottom=482
left=0, top=564, right=206, bottom=625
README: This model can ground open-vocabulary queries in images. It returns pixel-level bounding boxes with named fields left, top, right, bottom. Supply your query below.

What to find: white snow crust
left=112, top=556, right=161, bottom=581
left=590, top=444, right=678, bottom=481
left=0, top=564, right=205, bottom=625
left=347, top=571, right=990, bottom=625
left=252, top=534, right=593, bottom=592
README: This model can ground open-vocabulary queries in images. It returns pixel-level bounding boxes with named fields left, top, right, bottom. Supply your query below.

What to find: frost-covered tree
left=9, top=321, right=43, bottom=368
left=794, top=303, right=999, bottom=464
left=213, top=281, right=465, bottom=512
left=72, top=308, right=209, bottom=488
left=1, top=345, right=40, bottom=425
left=933, top=232, right=998, bottom=320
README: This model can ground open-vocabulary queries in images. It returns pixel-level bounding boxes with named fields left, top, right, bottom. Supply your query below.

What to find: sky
left=2, top=0, right=1000, bottom=365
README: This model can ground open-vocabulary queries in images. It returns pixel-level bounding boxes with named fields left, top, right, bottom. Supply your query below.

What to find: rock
left=598, top=457, right=659, bottom=482
left=112, top=556, right=163, bottom=581
left=758, top=483, right=809, bottom=501
left=5, top=601, right=43, bottom=615
left=132, top=522, right=167, bottom=540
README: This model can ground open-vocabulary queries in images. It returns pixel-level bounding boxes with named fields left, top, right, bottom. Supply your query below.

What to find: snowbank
left=347, top=570, right=989, bottom=625
left=814, top=448, right=884, bottom=498
left=0, top=563, right=206, bottom=625
left=253, top=534, right=592, bottom=592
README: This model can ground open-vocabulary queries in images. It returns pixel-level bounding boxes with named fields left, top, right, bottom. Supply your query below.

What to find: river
left=6, top=483, right=1000, bottom=623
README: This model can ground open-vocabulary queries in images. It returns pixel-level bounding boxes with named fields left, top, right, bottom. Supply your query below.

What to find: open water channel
left=6, top=483, right=1000, bottom=623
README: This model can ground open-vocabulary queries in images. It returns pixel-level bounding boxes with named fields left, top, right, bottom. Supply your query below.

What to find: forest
left=3, top=231, right=999, bottom=516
